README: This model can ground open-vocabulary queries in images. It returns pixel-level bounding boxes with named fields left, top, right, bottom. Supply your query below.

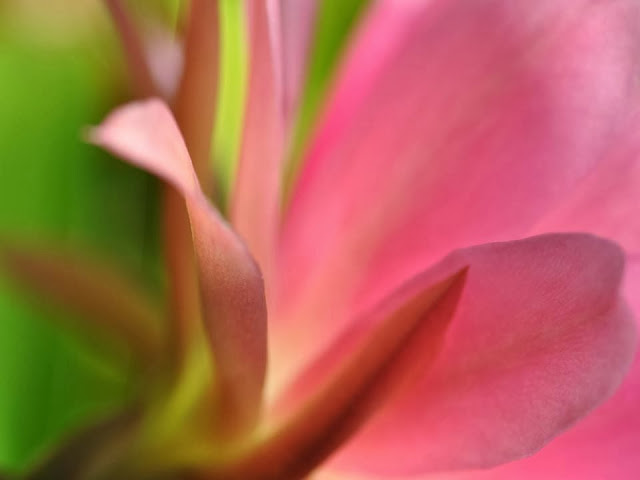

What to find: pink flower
left=4, top=0, right=640, bottom=478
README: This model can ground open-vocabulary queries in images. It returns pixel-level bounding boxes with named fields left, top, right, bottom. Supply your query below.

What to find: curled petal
left=317, top=260, right=640, bottom=479
left=422, top=261, right=640, bottom=479
left=324, top=234, right=636, bottom=476
left=90, top=99, right=267, bottom=435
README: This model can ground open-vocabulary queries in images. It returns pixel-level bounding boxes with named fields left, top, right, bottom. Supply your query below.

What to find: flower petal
left=173, top=0, right=219, bottom=192
left=280, top=0, right=318, bottom=123
left=411, top=271, right=640, bottom=480
left=439, top=258, right=639, bottom=480
left=324, top=234, right=636, bottom=476
left=231, top=0, right=284, bottom=285
left=532, top=111, right=640, bottom=253
left=419, top=347, right=640, bottom=479
left=90, top=99, right=267, bottom=434
left=625, top=255, right=640, bottom=315
left=204, top=260, right=466, bottom=479
left=271, top=0, right=640, bottom=393
left=145, top=26, right=184, bottom=101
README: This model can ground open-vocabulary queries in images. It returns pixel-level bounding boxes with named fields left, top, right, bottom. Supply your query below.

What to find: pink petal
left=625, top=255, right=640, bottom=315
left=231, top=0, right=284, bottom=287
left=173, top=0, right=219, bottom=192
left=532, top=111, right=640, bottom=253
left=145, top=26, right=184, bottom=101
left=279, top=0, right=319, bottom=122
left=313, top=268, right=640, bottom=480
left=90, top=99, right=267, bottom=434
left=270, top=0, right=640, bottom=394
left=419, top=266, right=640, bottom=479
left=322, top=234, right=636, bottom=476
left=420, top=346, right=640, bottom=479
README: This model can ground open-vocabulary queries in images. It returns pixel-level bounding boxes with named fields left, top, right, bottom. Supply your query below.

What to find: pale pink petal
left=280, top=0, right=318, bottom=122
left=417, top=345, right=640, bottom=480
left=145, top=26, right=184, bottom=101
left=425, top=258, right=639, bottom=479
left=532, top=111, right=640, bottom=253
left=270, top=0, right=640, bottom=394
left=90, top=99, right=267, bottom=434
left=231, top=0, right=284, bottom=287
left=322, top=234, right=636, bottom=476
left=173, top=0, right=219, bottom=192
left=625, top=256, right=640, bottom=314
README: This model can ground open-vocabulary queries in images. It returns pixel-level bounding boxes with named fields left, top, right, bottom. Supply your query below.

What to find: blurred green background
left=0, top=1, right=170, bottom=471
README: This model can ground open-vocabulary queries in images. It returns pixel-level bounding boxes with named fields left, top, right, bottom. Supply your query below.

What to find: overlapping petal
left=321, top=234, right=635, bottom=476
left=231, top=0, right=284, bottom=286
left=271, top=0, right=640, bottom=394
left=205, top=265, right=465, bottom=479
left=90, top=99, right=267, bottom=434
left=422, top=346, right=640, bottom=480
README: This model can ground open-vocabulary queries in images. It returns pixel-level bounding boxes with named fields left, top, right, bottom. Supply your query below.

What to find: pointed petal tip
left=88, top=98, right=200, bottom=196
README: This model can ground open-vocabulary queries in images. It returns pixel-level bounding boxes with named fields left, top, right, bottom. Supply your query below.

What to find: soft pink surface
left=626, top=257, right=640, bottom=315
left=270, top=0, right=640, bottom=395
left=279, top=0, right=318, bottom=123
left=532, top=112, right=640, bottom=253
left=421, top=345, right=640, bottom=479
left=323, top=234, right=635, bottom=476
left=91, top=100, right=268, bottom=432
left=231, top=0, right=284, bottom=290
